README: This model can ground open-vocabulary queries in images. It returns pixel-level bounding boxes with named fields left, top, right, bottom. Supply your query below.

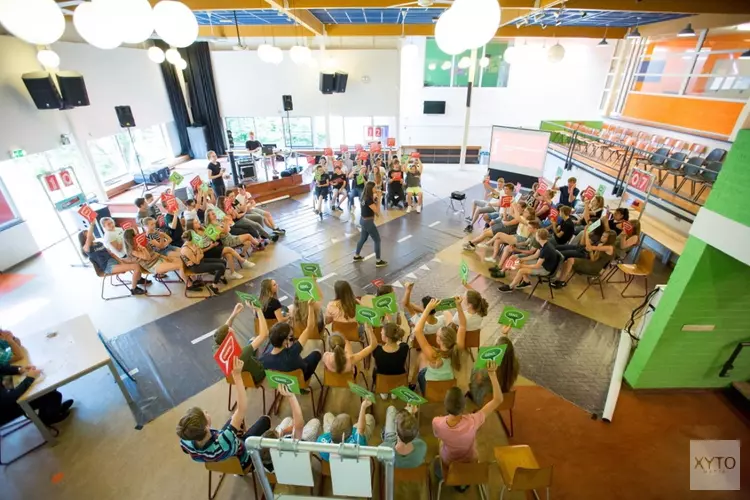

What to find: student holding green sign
left=468, top=329, right=519, bottom=406
left=260, top=299, right=322, bottom=382
left=185, top=219, right=253, bottom=280
left=553, top=224, right=617, bottom=289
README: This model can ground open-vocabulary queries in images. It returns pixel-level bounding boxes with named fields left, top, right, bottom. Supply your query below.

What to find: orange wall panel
left=622, top=94, right=743, bottom=138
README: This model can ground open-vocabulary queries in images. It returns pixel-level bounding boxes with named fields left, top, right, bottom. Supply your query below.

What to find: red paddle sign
left=358, top=151, right=369, bottom=161
left=500, top=196, right=513, bottom=208
left=306, top=156, right=316, bottom=165
left=622, top=220, right=633, bottom=235
left=121, top=221, right=136, bottom=231
left=548, top=207, right=559, bottom=220
left=410, top=152, right=420, bottom=159
left=213, top=330, right=242, bottom=376
left=370, top=142, right=382, bottom=153
left=387, top=137, right=396, bottom=147
left=60, top=169, right=74, bottom=187
left=157, top=215, right=166, bottom=226
left=371, top=278, right=385, bottom=288
left=536, top=180, right=548, bottom=195
left=503, top=256, right=519, bottom=271
left=44, top=174, right=61, bottom=192
left=628, top=168, right=653, bottom=192
left=190, top=176, right=202, bottom=191
left=77, top=204, right=97, bottom=223
left=515, top=182, right=522, bottom=193
left=224, top=198, right=233, bottom=212
left=324, top=147, right=333, bottom=156
left=355, top=144, right=364, bottom=152
left=333, top=160, right=343, bottom=168
left=582, top=186, right=596, bottom=201
left=135, top=233, right=148, bottom=247
left=161, top=193, right=178, bottom=213
left=340, top=144, right=349, bottom=153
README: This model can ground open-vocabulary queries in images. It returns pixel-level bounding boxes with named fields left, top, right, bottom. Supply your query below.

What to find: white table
left=13, top=315, right=135, bottom=446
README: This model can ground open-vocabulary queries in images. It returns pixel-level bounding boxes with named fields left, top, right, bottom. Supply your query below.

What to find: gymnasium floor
left=2, top=163, right=746, bottom=500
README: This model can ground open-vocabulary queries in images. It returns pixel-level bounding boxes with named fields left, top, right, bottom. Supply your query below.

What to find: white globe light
left=268, top=47, right=283, bottom=65
left=401, top=43, right=418, bottom=60
left=548, top=42, right=566, bottom=63
left=289, top=45, right=312, bottom=64
left=177, top=58, right=187, bottom=70
left=165, top=47, right=182, bottom=64
left=0, top=0, right=65, bottom=45
left=440, top=60, right=452, bottom=70
left=457, top=0, right=501, bottom=50
left=479, top=56, right=490, bottom=68
left=428, top=62, right=437, bottom=71
left=503, top=46, right=516, bottom=65
left=258, top=44, right=275, bottom=63
left=74, top=1, right=124, bottom=50
left=106, top=0, right=154, bottom=44
left=434, top=8, right=467, bottom=56
left=457, top=56, right=471, bottom=69
left=37, top=49, right=60, bottom=69
left=148, top=46, right=165, bottom=63
left=153, top=0, right=198, bottom=48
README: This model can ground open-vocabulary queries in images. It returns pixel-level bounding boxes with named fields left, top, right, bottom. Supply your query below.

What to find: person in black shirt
left=498, top=228, right=560, bottom=292
left=206, top=150, right=226, bottom=197
left=353, top=181, right=387, bottom=267
left=313, top=165, right=330, bottom=220
left=330, top=164, right=348, bottom=211
left=1, top=362, right=74, bottom=427
left=553, top=176, right=579, bottom=208
left=550, top=205, right=575, bottom=245
left=245, top=132, right=262, bottom=155
left=386, top=160, right=406, bottom=209
left=259, top=278, right=287, bottom=323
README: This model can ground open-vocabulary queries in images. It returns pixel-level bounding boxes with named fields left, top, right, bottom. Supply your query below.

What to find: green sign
left=200, top=183, right=210, bottom=193
left=556, top=167, right=563, bottom=177
left=10, top=149, right=26, bottom=159
left=236, top=291, right=261, bottom=308
left=348, top=382, right=375, bottom=403
left=372, top=292, right=398, bottom=315
left=460, top=259, right=469, bottom=284
left=293, top=277, right=320, bottom=301
left=586, top=218, right=602, bottom=234
left=596, top=184, right=606, bottom=196
left=475, top=345, right=509, bottom=370
left=299, top=262, right=322, bottom=278
left=211, top=207, right=227, bottom=220
left=204, top=224, right=222, bottom=241
left=169, top=171, right=185, bottom=185
left=390, top=386, right=427, bottom=406
left=355, top=305, right=382, bottom=327
left=498, top=306, right=529, bottom=328
left=265, top=370, right=301, bottom=394
left=434, top=297, right=457, bottom=312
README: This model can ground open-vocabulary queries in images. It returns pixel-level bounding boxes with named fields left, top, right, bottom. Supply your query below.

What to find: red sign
left=536, top=180, right=548, bottom=195
left=374, top=128, right=382, bottom=138
left=358, top=151, right=369, bottom=161
left=500, top=196, right=513, bottom=208
left=213, top=330, right=242, bottom=376
left=503, top=256, right=519, bottom=271
left=44, top=174, right=61, bottom=192
left=333, top=160, right=343, bottom=168
left=157, top=215, right=166, bottom=227
left=307, top=156, right=316, bottom=165
left=121, top=221, right=136, bottom=231
left=355, top=144, right=364, bottom=152
left=387, top=137, right=396, bottom=147
left=628, top=169, right=652, bottom=192
left=340, top=144, right=349, bottom=153
left=410, top=152, right=420, bottom=159
left=77, top=204, right=97, bottom=223
left=367, top=126, right=374, bottom=138
left=161, top=193, right=178, bottom=213
left=548, top=207, right=559, bottom=220
left=135, top=233, right=148, bottom=248
left=371, top=278, right=385, bottom=288
left=370, top=142, right=382, bottom=153
left=515, top=182, right=522, bottom=193
left=190, top=176, right=202, bottom=191
left=224, top=198, right=233, bottom=212
left=582, top=186, right=596, bottom=201
left=323, top=147, right=333, bottom=156
left=60, top=170, right=74, bottom=187
left=622, top=220, right=633, bottom=235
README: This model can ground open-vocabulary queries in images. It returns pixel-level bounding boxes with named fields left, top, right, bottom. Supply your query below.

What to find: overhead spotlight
left=441, top=60, right=452, bottom=70
left=541, top=24, right=547, bottom=30
left=627, top=26, right=642, bottom=39
left=678, top=23, right=696, bottom=37
left=581, top=12, right=587, bottom=18
left=598, top=38, right=609, bottom=46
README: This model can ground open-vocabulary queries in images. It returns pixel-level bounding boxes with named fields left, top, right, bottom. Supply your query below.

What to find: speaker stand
left=285, top=110, right=293, bottom=175
left=127, top=127, right=154, bottom=194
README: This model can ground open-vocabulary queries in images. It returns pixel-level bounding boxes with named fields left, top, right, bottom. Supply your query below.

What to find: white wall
left=211, top=49, right=400, bottom=118
left=399, top=37, right=615, bottom=149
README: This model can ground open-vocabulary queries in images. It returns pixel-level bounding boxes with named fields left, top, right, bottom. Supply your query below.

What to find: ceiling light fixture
left=0, top=0, right=65, bottom=46
left=165, top=48, right=182, bottom=64
left=37, top=49, right=60, bottom=69
left=627, top=18, right=642, bottom=39
left=457, top=56, right=471, bottom=69
left=479, top=55, right=490, bottom=68
left=440, top=60, right=452, bottom=70
left=153, top=1, right=199, bottom=48
left=599, top=26, right=609, bottom=46
left=677, top=23, right=696, bottom=37
left=736, top=23, right=750, bottom=31
left=147, top=46, right=165, bottom=63
left=548, top=42, right=565, bottom=63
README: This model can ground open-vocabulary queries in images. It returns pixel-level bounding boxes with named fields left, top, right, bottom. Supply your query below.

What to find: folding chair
left=574, top=267, right=609, bottom=300
left=614, top=249, right=655, bottom=298
left=317, top=369, right=367, bottom=417
left=676, top=156, right=707, bottom=197
left=268, top=369, right=320, bottom=416
left=527, top=251, right=564, bottom=301
left=436, top=460, right=490, bottom=500
left=226, top=371, right=267, bottom=414
left=0, top=416, right=54, bottom=465
left=184, top=268, right=214, bottom=299
left=372, top=373, right=408, bottom=396
left=204, top=457, right=255, bottom=500
left=494, top=445, right=553, bottom=500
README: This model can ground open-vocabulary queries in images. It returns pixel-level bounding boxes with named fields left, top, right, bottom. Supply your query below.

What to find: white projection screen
left=488, top=126, right=551, bottom=185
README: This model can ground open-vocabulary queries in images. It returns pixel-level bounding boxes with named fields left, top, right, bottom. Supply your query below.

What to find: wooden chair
left=425, top=379, right=457, bottom=404
left=372, top=373, right=408, bottom=396
left=255, top=316, right=277, bottom=335
left=380, top=463, right=431, bottom=500
left=615, top=249, right=655, bottom=298
left=225, top=371, right=267, bottom=414
left=318, top=368, right=367, bottom=416
left=497, top=391, right=517, bottom=438
left=268, top=369, right=319, bottom=416
left=293, top=319, right=322, bottom=342
left=436, top=460, right=490, bottom=500
left=331, top=321, right=368, bottom=367
left=462, top=329, right=481, bottom=361
left=494, top=445, right=552, bottom=500
left=204, top=457, right=255, bottom=500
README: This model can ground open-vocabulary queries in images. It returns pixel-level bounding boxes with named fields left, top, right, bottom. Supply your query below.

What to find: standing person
left=405, top=159, right=424, bottom=213
left=352, top=181, right=388, bottom=268
left=207, top=151, right=226, bottom=198
left=313, top=164, right=330, bottom=221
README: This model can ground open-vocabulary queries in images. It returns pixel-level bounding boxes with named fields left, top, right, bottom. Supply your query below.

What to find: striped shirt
left=179, top=420, right=250, bottom=468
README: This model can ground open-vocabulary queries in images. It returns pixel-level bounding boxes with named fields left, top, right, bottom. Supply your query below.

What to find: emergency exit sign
left=10, top=149, right=26, bottom=159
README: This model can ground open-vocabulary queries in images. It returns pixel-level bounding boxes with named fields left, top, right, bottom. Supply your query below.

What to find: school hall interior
left=1, top=1, right=749, bottom=499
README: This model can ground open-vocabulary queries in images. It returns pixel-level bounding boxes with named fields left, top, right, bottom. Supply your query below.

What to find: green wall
left=703, top=129, right=750, bottom=228
left=540, top=121, right=603, bottom=144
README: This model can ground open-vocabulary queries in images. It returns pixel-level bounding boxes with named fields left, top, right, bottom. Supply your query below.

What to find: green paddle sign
left=293, top=278, right=320, bottom=301
left=460, top=259, right=470, bottom=284
left=373, top=292, right=398, bottom=315
left=204, top=224, right=222, bottom=241
left=391, top=386, right=427, bottom=406
left=299, top=262, right=322, bottom=278
left=265, top=370, right=301, bottom=394
left=355, top=305, right=382, bottom=327
left=586, top=218, right=602, bottom=234
left=596, top=184, right=606, bottom=196
left=169, top=171, right=185, bottom=185
left=556, top=167, right=563, bottom=177
left=474, top=345, right=509, bottom=370
left=498, top=306, right=529, bottom=328
left=235, top=291, right=261, bottom=308
left=435, top=297, right=457, bottom=312
left=348, top=382, right=376, bottom=403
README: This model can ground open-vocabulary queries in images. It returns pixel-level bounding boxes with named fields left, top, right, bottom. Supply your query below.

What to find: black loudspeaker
left=333, top=72, right=348, bottom=93
left=115, top=105, right=135, bottom=128
left=57, top=71, right=90, bottom=107
left=22, top=72, right=63, bottom=110
left=319, top=72, right=335, bottom=94
left=282, top=94, right=293, bottom=111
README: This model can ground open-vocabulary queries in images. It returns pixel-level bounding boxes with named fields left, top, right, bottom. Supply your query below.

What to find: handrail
left=719, top=342, right=750, bottom=378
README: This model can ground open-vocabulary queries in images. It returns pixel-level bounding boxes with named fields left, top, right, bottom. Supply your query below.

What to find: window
left=313, top=116, right=327, bottom=148
left=423, top=38, right=511, bottom=88
left=89, top=136, right=129, bottom=184
left=424, top=38, right=452, bottom=87
left=283, top=117, right=313, bottom=148
left=374, top=116, right=397, bottom=140
left=479, top=41, right=511, bottom=88
left=255, top=117, right=284, bottom=147
left=225, top=117, right=256, bottom=145
left=343, top=117, right=372, bottom=146
left=329, top=116, right=345, bottom=148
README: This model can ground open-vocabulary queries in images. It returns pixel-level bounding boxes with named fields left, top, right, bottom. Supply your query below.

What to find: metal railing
left=719, top=342, right=750, bottom=378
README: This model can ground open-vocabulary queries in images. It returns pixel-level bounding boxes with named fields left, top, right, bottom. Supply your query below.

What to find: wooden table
left=13, top=315, right=136, bottom=446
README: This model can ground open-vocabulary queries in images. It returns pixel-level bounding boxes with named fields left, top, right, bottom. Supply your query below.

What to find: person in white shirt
left=402, top=282, right=452, bottom=339
left=101, top=217, right=127, bottom=260
left=449, top=283, right=488, bottom=332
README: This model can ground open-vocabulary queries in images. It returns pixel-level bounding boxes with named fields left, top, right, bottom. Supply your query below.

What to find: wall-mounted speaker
left=115, top=105, right=135, bottom=128
left=319, top=72, right=335, bottom=95
left=333, top=72, right=348, bottom=93
left=21, top=72, right=62, bottom=110
left=57, top=71, right=90, bottom=107
left=282, top=94, right=293, bottom=111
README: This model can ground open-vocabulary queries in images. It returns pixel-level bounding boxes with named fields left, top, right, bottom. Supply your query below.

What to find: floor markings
left=191, top=331, right=215, bottom=345
left=279, top=295, right=289, bottom=302
left=428, top=221, right=441, bottom=228
left=397, top=235, right=412, bottom=243
left=319, top=272, right=337, bottom=282
left=419, top=264, right=430, bottom=271
left=364, top=253, right=376, bottom=261
left=405, top=272, right=417, bottom=279
left=391, top=281, right=404, bottom=288
left=431, top=257, right=442, bottom=263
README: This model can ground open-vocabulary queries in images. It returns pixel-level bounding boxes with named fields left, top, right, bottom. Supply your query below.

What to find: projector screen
left=488, top=126, right=551, bottom=180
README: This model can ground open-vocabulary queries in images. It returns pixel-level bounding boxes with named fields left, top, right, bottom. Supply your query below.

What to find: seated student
left=317, top=398, right=374, bottom=461
left=260, top=301, right=322, bottom=382
left=323, top=324, right=377, bottom=374
left=259, top=279, right=287, bottom=323
left=490, top=225, right=542, bottom=278
left=432, top=360, right=503, bottom=485
left=375, top=284, right=403, bottom=328
left=290, top=289, right=326, bottom=337
left=260, top=386, right=321, bottom=472
left=134, top=197, right=149, bottom=225
left=386, top=160, right=406, bottom=209
left=549, top=205, right=575, bottom=245
left=463, top=198, right=527, bottom=247
left=381, top=405, right=427, bottom=468
left=372, top=323, right=410, bottom=399
left=402, top=282, right=448, bottom=336
left=325, top=280, right=360, bottom=325
left=552, top=176, right=579, bottom=208
left=553, top=228, right=617, bottom=288
left=79, top=224, right=147, bottom=295
left=535, top=190, right=555, bottom=222
left=465, top=182, right=512, bottom=232
left=330, top=164, right=349, bottom=211
left=143, top=217, right=181, bottom=258
left=188, top=219, right=253, bottom=278
left=1, top=360, right=74, bottom=426
left=523, top=182, right=539, bottom=207
left=606, top=218, right=640, bottom=260
left=571, top=207, right=629, bottom=247
left=498, top=228, right=560, bottom=293
left=573, top=195, right=604, bottom=231
left=413, top=298, right=465, bottom=394
left=177, top=358, right=271, bottom=468
left=100, top=217, right=128, bottom=261
left=469, top=176, right=504, bottom=218
left=211, top=303, right=268, bottom=384
left=144, top=193, right=163, bottom=219
left=466, top=206, right=536, bottom=254
left=313, top=164, right=330, bottom=220
left=485, top=220, right=540, bottom=265
left=162, top=202, right=184, bottom=245
left=183, top=199, right=199, bottom=225
left=217, top=195, right=270, bottom=247
left=468, top=326, right=518, bottom=405
left=405, top=159, right=424, bottom=213
left=454, top=285, right=489, bottom=332
left=0, top=329, right=23, bottom=365
left=235, top=185, right=285, bottom=235
left=223, top=191, right=275, bottom=244
left=205, top=209, right=257, bottom=257
left=180, top=232, right=227, bottom=293
left=123, top=228, right=187, bottom=283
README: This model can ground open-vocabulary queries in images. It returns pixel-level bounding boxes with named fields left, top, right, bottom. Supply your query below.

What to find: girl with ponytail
left=322, top=324, right=377, bottom=374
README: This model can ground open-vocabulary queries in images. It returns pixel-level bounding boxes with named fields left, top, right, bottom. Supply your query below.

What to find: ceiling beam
left=263, top=0, right=324, bottom=36
left=561, top=0, right=750, bottom=15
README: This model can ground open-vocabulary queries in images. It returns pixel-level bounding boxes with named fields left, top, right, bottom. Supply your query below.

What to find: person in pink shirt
left=432, top=360, right=503, bottom=489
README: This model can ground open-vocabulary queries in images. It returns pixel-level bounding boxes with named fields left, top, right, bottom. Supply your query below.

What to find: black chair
left=0, top=415, right=56, bottom=465
left=638, top=147, right=670, bottom=171
left=651, top=152, right=686, bottom=187
left=676, top=156, right=706, bottom=196
left=694, top=160, right=723, bottom=201
left=703, top=148, right=727, bottom=164
left=575, top=267, right=609, bottom=300
left=527, top=250, right=565, bottom=300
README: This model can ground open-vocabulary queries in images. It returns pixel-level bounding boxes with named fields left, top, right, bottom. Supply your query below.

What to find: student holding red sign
left=549, top=205, right=575, bottom=245
left=123, top=228, right=186, bottom=282
left=552, top=224, right=617, bottom=289
left=604, top=217, right=640, bottom=260
left=78, top=223, right=148, bottom=295
left=386, top=159, right=406, bottom=209
left=405, top=158, right=424, bottom=213
left=143, top=217, right=181, bottom=259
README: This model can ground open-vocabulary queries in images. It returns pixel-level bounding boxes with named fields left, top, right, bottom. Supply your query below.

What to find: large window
left=255, top=117, right=285, bottom=146
left=89, top=136, right=129, bottom=184
left=286, top=117, right=313, bottom=147
left=225, top=117, right=256, bottom=145
left=424, top=38, right=511, bottom=88
left=329, top=116, right=345, bottom=148
left=313, top=116, right=327, bottom=148
left=343, top=117, right=372, bottom=146
left=89, top=124, right=172, bottom=185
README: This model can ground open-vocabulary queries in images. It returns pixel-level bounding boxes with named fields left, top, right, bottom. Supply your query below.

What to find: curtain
left=155, top=40, right=193, bottom=158
left=180, top=42, right=226, bottom=155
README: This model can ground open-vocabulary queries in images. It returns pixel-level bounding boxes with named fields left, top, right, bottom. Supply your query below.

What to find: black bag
left=451, top=191, right=466, bottom=201
left=280, top=169, right=293, bottom=178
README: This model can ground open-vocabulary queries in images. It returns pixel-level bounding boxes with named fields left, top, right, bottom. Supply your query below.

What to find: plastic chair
left=652, top=152, right=687, bottom=187
left=0, top=416, right=53, bottom=465
left=464, top=329, right=481, bottom=361
left=676, top=156, right=706, bottom=196
left=694, top=160, right=723, bottom=201
left=640, top=147, right=670, bottom=171
left=615, top=249, right=655, bottom=298
left=268, top=369, right=320, bottom=416
left=494, top=445, right=552, bottom=500
left=436, top=460, right=490, bottom=500
left=204, top=457, right=255, bottom=500
left=527, top=250, right=565, bottom=301
left=225, top=371, right=267, bottom=414
left=425, top=379, right=457, bottom=404
left=703, top=147, right=727, bottom=164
